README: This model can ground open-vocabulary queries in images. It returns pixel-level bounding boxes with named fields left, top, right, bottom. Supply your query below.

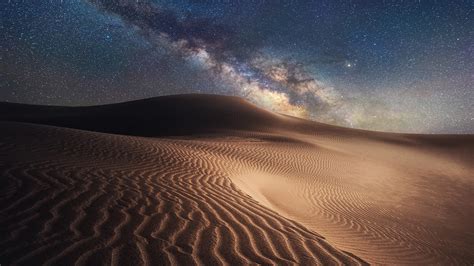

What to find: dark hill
left=0, top=94, right=289, bottom=136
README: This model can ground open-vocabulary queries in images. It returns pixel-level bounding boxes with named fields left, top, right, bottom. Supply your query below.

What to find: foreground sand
left=1, top=95, right=473, bottom=264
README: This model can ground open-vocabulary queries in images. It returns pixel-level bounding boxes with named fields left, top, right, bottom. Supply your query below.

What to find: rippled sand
left=1, top=95, right=472, bottom=265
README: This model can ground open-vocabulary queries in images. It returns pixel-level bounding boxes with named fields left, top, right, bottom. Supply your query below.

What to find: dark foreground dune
left=1, top=94, right=473, bottom=265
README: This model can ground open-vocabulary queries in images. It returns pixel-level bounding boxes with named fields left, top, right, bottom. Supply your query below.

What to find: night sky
left=1, top=1, right=473, bottom=133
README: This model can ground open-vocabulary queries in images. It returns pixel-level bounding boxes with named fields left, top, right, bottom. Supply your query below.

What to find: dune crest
left=1, top=94, right=473, bottom=264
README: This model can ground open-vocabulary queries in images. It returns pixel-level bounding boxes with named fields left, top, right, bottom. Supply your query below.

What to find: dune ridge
left=1, top=94, right=473, bottom=265
left=0, top=122, right=366, bottom=265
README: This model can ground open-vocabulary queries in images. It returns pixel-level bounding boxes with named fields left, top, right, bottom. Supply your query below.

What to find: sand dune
left=1, top=94, right=473, bottom=265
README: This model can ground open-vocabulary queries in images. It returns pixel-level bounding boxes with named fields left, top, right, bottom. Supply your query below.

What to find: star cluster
left=1, top=0, right=472, bottom=133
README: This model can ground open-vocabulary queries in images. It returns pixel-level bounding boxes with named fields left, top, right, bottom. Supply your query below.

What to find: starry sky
left=1, top=0, right=473, bottom=133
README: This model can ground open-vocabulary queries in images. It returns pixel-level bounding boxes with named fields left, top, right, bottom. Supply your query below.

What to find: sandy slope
left=1, top=94, right=473, bottom=265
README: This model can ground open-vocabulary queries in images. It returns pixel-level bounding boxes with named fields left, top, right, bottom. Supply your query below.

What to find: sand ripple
left=0, top=122, right=366, bottom=265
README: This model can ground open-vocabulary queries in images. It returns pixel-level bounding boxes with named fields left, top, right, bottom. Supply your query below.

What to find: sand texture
left=1, top=94, right=473, bottom=265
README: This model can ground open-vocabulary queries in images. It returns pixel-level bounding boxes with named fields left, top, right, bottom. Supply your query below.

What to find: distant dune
left=1, top=94, right=473, bottom=265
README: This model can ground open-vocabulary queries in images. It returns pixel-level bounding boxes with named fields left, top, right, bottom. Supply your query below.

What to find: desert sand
left=0, top=94, right=473, bottom=265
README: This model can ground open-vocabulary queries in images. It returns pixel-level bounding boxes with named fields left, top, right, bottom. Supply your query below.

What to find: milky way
left=1, top=1, right=472, bottom=133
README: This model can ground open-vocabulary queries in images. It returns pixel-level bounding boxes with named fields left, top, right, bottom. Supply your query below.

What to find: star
left=0, top=0, right=471, bottom=133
